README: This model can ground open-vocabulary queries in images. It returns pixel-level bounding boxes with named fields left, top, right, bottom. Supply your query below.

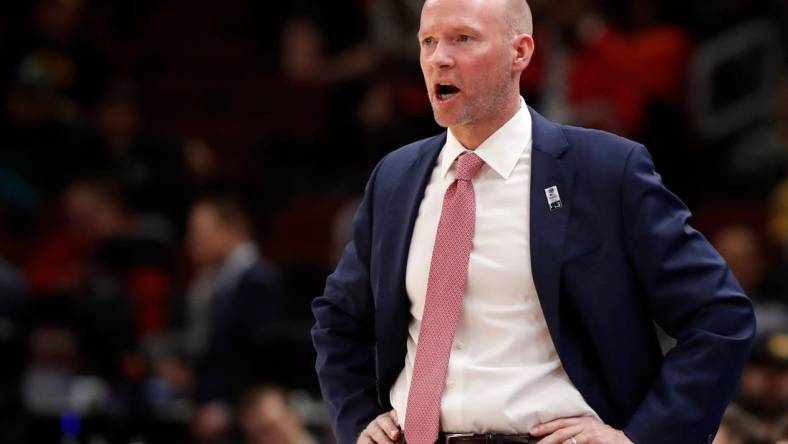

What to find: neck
left=219, top=236, right=250, bottom=262
left=450, top=94, right=521, bottom=149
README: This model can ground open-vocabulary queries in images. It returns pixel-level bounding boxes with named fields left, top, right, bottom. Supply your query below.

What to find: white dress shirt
left=390, top=98, right=599, bottom=433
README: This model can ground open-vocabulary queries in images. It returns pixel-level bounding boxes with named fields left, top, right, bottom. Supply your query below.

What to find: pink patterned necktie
left=404, top=151, right=485, bottom=444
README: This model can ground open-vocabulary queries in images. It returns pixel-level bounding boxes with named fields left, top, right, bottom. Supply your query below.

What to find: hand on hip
left=530, top=416, right=634, bottom=444
left=357, top=410, right=402, bottom=444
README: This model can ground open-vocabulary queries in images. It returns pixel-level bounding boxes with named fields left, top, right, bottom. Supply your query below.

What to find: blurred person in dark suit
left=187, top=196, right=285, bottom=443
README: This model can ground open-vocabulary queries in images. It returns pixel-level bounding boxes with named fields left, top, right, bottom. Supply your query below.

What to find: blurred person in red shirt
left=25, top=177, right=174, bottom=379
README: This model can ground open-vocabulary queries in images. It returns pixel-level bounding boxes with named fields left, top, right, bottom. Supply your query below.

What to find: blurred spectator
left=366, top=0, right=422, bottom=62
left=186, top=196, right=286, bottom=442
left=83, top=80, right=208, bottom=224
left=769, top=179, right=788, bottom=249
left=715, top=304, right=788, bottom=443
left=26, top=177, right=175, bottom=383
left=712, top=226, right=768, bottom=297
left=0, top=258, right=29, bottom=442
left=22, top=326, right=80, bottom=415
left=276, top=0, right=374, bottom=87
left=0, top=68, right=92, bottom=200
left=356, top=62, right=437, bottom=174
left=734, top=309, right=788, bottom=431
left=238, top=386, right=318, bottom=444
left=712, top=404, right=771, bottom=444
left=712, top=222, right=788, bottom=309
left=534, top=0, right=647, bottom=137
left=330, top=197, right=361, bottom=267
left=775, top=414, right=788, bottom=444
left=7, top=0, right=110, bottom=107
left=137, top=339, right=197, bottom=425
left=0, top=0, right=109, bottom=202
left=26, top=177, right=172, bottom=298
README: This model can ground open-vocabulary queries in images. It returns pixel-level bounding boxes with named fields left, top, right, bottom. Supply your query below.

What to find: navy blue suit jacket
left=312, top=107, right=756, bottom=444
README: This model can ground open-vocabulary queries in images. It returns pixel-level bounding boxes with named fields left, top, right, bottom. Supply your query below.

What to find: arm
left=620, top=144, right=756, bottom=444
left=312, top=161, right=386, bottom=444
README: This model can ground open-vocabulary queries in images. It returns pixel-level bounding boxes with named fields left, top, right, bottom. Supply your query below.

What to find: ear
left=512, top=34, right=535, bottom=73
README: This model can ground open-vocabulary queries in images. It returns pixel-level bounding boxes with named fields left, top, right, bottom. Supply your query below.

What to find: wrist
left=617, top=429, right=634, bottom=444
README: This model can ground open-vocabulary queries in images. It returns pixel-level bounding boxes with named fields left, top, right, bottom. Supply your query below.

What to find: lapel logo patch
left=545, top=185, right=562, bottom=211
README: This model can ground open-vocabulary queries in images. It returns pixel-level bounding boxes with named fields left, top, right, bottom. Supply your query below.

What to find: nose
left=426, top=41, right=454, bottom=69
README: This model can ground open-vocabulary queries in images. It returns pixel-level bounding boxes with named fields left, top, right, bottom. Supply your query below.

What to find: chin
left=431, top=107, right=466, bottom=129
left=434, top=113, right=471, bottom=130
left=433, top=114, right=451, bottom=128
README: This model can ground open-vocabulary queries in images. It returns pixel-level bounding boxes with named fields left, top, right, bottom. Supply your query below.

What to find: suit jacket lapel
left=529, top=107, right=572, bottom=348
left=386, top=135, right=445, bottom=306
left=376, top=133, right=444, bottom=400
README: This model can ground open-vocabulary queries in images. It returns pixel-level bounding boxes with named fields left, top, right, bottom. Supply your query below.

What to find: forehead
left=191, top=204, right=219, bottom=224
left=419, top=0, right=504, bottom=34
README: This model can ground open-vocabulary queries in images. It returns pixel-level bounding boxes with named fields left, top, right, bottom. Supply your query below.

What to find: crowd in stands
left=0, top=0, right=786, bottom=443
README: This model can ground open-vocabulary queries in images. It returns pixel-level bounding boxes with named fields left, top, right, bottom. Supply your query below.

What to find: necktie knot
left=455, top=152, right=485, bottom=181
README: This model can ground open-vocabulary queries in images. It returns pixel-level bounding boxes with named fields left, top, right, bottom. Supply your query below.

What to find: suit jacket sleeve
left=619, top=144, right=756, bottom=444
left=312, top=159, right=386, bottom=444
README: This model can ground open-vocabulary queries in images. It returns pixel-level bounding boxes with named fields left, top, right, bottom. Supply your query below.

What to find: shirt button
left=454, top=341, right=463, bottom=350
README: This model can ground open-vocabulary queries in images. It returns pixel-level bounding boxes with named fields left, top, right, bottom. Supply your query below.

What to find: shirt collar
left=439, top=97, right=532, bottom=180
left=214, top=241, right=259, bottom=293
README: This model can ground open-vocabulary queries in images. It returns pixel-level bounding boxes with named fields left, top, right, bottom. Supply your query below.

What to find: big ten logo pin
left=545, top=185, right=562, bottom=211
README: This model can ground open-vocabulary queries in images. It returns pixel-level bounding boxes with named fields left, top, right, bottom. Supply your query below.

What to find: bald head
left=422, top=0, right=532, bottom=38
left=505, top=0, right=533, bottom=36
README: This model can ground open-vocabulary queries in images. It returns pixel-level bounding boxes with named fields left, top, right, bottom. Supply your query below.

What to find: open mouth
left=435, top=83, right=461, bottom=101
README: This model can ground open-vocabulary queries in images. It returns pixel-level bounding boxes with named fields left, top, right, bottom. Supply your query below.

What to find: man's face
left=418, top=0, right=516, bottom=130
left=187, top=204, right=227, bottom=268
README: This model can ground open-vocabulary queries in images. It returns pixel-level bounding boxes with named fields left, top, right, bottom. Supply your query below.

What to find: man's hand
left=530, top=416, right=633, bottom=444
left=357, top=410, right=402, bottom=444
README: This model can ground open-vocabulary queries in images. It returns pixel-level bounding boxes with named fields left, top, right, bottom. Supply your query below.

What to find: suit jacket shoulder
left=557, top=123, right=642, bottom=179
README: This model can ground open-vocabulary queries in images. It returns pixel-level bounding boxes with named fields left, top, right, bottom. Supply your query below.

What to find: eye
left=456, top=34, right=470, bottom=42
left=421, top=37, right=434, bottom=47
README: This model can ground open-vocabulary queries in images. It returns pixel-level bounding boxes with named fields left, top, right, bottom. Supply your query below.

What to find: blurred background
left=0, top=0, right=786, bottom=443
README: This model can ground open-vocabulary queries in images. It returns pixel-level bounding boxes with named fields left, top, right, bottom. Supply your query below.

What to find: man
left=311, top=0, right=756, bottom=443
left=187, top=196, right=285, bottom=442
